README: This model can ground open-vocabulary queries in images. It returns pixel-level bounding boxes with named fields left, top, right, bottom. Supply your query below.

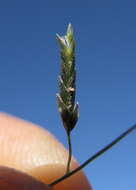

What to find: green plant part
left=56, top=24, right=79, bottom=133
left=56, top=24, right=79, bottom=174
left=49, top=24, right=136, bottom=188
left=49, top=124, right=136, bottom=187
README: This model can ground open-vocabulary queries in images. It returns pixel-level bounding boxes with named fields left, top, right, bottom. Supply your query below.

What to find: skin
left=0, top=112, right=92, bottom=190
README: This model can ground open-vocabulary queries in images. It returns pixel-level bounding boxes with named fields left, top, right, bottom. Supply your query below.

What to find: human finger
left=0, top=113, right=92, bottom=190
left=0, top=166, right=51, bottom=190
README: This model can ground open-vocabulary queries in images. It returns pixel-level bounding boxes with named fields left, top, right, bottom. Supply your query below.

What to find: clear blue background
left=0, top=0, right=136, bottom=189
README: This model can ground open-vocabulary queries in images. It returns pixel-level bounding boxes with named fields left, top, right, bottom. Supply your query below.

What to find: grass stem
left=66, top=131, right=72, bottom=174
left=49, top=124, right=136, bottom=187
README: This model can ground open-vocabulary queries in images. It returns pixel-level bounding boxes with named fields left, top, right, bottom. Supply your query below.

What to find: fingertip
left=30, top=162, right=92, bottom=190
left=0, top=113, right=93, bottom=190
left=0, top=166, right=52, bottom=190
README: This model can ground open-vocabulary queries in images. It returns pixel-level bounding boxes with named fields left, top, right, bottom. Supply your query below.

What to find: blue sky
left=0, top=0, right=136, bottom=189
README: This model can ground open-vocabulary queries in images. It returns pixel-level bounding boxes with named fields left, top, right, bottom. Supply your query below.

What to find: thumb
left=0, top=113, right=92, bottom=190
left=0, top=166, right=51, bottom=190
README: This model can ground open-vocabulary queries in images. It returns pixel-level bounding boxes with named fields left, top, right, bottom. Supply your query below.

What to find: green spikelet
left=56, top=24, right=79, bottom=133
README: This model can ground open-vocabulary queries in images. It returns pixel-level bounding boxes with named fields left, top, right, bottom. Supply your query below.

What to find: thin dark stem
left=66, top=131, right=72, bottom=174
left=48, top=124, right=136, bottom=187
